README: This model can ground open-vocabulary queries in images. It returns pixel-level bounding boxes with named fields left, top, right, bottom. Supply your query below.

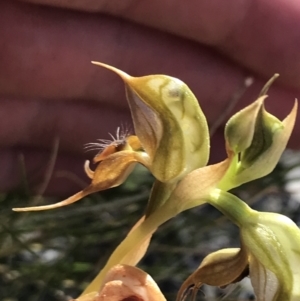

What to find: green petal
left=225, top=97, right=263, bottom=154
left=236, top=100, right=298, bottom=184
left=241, top=212, right=300, bottom=300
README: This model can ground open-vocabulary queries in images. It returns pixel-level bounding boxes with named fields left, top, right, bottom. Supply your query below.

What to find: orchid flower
left=177, top=191, right=300, bottom=301
left=218, top=74, right=297, bottom=191
left=13, top=62, right=210, bottom=213
left=12, top=63, right=298, bottom=301
left=13, top=62, right=212, bottom=296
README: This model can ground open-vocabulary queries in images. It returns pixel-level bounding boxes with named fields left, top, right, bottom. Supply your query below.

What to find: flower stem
left=80, top=201, right=178, bottom=295
left=208, top=189, right=255, bottom=227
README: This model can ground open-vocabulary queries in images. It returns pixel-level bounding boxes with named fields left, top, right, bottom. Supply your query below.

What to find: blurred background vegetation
left=1, top=149, right=300, bottom=301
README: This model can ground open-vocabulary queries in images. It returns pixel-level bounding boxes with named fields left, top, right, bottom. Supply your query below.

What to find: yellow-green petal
left=92, top=62, right=210, bottom=183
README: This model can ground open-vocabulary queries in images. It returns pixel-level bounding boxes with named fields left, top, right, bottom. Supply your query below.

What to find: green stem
left=216, top=155, right=239, bottom=191
left=81, top=201, right=178, bottom=295
left=208, top=189, right=255, bottom=227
